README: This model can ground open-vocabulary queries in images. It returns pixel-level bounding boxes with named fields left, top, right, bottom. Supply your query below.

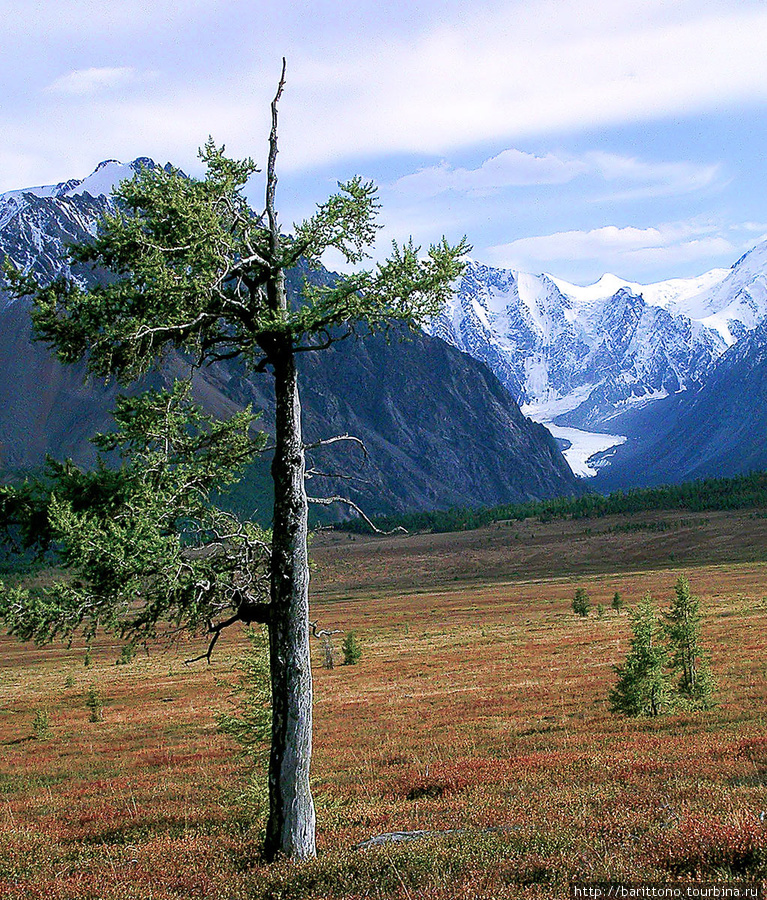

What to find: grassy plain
left=1, top=508, right=766, bottom=898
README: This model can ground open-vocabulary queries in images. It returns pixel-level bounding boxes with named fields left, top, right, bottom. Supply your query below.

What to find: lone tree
left=609, top=592, right=670, bottom=717
left=572, top=586, right=590, bottom=617
left=0, top=62, right=467, bottom=861
left=664, top=575, right=715, bottom=708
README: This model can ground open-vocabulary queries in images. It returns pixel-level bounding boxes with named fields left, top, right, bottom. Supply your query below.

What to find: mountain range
left=428, top=246, right=767, bottom=483
left=3, top=156, right=766, bottom=502
left=593, top=318, right=767, bottom=489
left=0, top=159, right=580, bottom=516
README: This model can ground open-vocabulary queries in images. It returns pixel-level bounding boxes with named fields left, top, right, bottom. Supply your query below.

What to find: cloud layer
left=1, top=0, right=767, bottom=282
left=487, top=221, right=737, bottom=273
left=394, top=150, right=722, bottom=200
left=4, top=1, right=767, bottom=177
left=283, top=0, right=767, bottom=169
left=45, top=67, right=144, bottom=96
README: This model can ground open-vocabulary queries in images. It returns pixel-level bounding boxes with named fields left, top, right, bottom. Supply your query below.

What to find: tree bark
left=264, top=341, right=316, bottom=861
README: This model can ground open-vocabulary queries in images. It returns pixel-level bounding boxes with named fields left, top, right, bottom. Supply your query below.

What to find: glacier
left=427, top=246, right=767, bottom=476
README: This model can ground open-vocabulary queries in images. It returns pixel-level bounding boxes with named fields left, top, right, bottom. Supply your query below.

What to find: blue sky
left=4, top=0, right=767, bottom=283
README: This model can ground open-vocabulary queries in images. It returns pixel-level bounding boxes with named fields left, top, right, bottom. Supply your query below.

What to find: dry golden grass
left=1, top=509, right=766, bottom=898
left=309, top=508, right=767, bottom=595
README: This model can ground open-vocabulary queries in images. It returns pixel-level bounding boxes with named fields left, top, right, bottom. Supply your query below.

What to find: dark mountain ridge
left=594, top=319, right=767, bottom=491
left=0, top=161, right=581, bottom=515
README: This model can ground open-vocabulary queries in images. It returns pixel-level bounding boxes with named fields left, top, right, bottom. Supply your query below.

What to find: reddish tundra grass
left=1, top=511, right=766, bottom=899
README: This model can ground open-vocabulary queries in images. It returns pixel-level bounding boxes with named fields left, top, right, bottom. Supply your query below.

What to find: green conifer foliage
left=572, top=587, right=590, bottom=617
left=664, top=575, right=716, bottom=708
left=0, top=381, right=269, bottom=648
left=341, top=631, right=361, bottom=666
left=218, top=626, right=272, bottom=819
left=609, top=592, right=671, bottom=717
left=0, top=64, right=467, bottom=862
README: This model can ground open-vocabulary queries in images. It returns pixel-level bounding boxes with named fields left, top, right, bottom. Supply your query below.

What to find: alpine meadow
left=0, top=55, right=766, bottom=900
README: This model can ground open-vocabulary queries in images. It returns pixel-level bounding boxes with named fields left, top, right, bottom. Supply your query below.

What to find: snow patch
left=0, top=158, right=153, bottom=207
left=542, top=421, right=627, bottom=478
left=521, top=384, right=596, bottom=420
left=64, top=161, right=136, bottom=198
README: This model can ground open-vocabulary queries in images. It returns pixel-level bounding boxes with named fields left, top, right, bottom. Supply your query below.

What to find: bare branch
left=307, top=495, right=406, bottom=535
left=184, top=611, right=240, bottom=665
left=304, top=433, right=368, bottom=457
left=266, top=58, right=287, bottom=256
left=184, top=597, right=271, bottom=665
left=180, top=543, right=227, bottom=562
left=292, top=327, right=354, bottom=355
left=305, top=468, right=358, bottom=482
left=132, top=312, right=215, bottom=345
left=223, top=250, right=271, bottom=277
left=292, top=334, right=336, bottom=353
left=309, top=620, right=342, bottom=638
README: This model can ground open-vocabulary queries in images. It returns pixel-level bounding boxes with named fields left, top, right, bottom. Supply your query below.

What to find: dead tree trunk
left=261, top=60, right=316, bottom=862
left=263, top=342, right=316, bottom=861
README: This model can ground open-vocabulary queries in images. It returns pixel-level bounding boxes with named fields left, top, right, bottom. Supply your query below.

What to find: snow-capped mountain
left=0, top=159, right=581, bottom=511
left=0, top=158, right=153, bottom=208
left=428, top=249, right=767, bottom=437
left=0, top=159, right=168, bottom=284
left=594, top=316, right=767, bottom=489
left=5, top=155, right=767, bottom=488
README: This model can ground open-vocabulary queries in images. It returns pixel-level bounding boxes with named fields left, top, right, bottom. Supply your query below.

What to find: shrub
left=654, top=815, right=767, bottom=876
left=248, top=832, right=544, bottom=900
left=572, top=587, right=590, bottom=617
left=32, top=707, right=50, bottom=740
left=664, top=574, right=716, bottom=708
left=342, top=631, right=361, bottom=666
left=218, top=626, right=271, bottom=821
left=85, top=686, right=103, bottom=722
left=116, top=643, right=135, bottom=666
left=612, top=591, right=624, bottom=613
left=610, top=592, right=670, bottom=716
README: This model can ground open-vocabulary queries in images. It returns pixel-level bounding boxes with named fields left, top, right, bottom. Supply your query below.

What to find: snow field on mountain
left=428, top=245, right=767, bottom=480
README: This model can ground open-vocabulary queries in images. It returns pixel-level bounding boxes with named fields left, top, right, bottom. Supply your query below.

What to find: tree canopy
left=0, top=381, right=269, bottom=654
left=664, top=575, right=715, bottom=708
left=5, top=140, right=467, bottom=383
left=610, top=592, right=670, bottom=717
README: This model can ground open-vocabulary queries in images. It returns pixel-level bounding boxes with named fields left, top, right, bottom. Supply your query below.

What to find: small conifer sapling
left=572, top=587, right=590, bottom=617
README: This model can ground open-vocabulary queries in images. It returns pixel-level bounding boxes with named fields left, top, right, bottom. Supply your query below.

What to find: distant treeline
left=337, top=471, right=767, bottom=535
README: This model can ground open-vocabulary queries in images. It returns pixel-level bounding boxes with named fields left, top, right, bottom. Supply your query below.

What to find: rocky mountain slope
left=427, top=256, right=767, bottom=428
left=0, top=160, right=581, bottom=515
left=593, top=318, right=767, bottom=490
left=427, top=246, right=767, bottom=481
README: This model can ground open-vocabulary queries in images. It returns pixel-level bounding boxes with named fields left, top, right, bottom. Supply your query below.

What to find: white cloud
left=585, top=153, right=723, bottom=200
left=0, top=0, right=764, bottom=285
left=1, top=0, right=217, bottom=36
left=733, top=221, right=767, bottom=234
left=4, top=1, right=767, bottom=182
left=394, top=150, right=588, bottom=198
left=281, top=2, right=767, bottom=169
left=45, top=67, right=143, bottom=96
left=392, top=149, right=722, bottom=201
left=487, top=222, right=736, bottom=274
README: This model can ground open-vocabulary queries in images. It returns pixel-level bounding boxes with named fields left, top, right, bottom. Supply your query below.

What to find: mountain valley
left=0, top=160, right=580, bottom=516
left=429, top=245, right=767, bottom=484
left=2, top=156, right=767, bottom=500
